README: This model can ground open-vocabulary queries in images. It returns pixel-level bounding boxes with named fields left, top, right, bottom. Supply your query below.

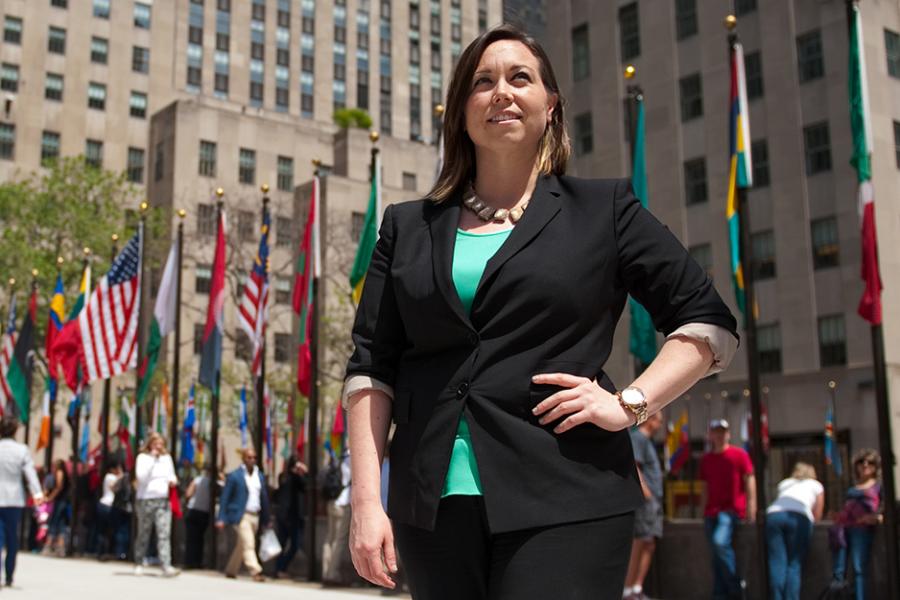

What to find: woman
left=95, top=461, right=124, bottom=559
left=344, top=24, right=738, bottom=599
left=134, top=432, right=179, bottom=577
left=765, top=462, right=824, bottom=600
left=831, top=449, right=883, bottom=599
left=0, top=416, right=43, bottom=587
left=274, top=454, right=308, bottom=578
left=183, top=466, right=212, bottom=569
left=43, top=459, right=70, bottom=557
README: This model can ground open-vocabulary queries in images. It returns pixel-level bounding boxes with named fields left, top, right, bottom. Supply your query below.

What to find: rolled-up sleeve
left=615, top=179, right=739, bottom=342
left=667, top=323, right=739, bottom=377
left=344, top=204, right=408, bottom=401
left=341, top=375, right=395, bottom=409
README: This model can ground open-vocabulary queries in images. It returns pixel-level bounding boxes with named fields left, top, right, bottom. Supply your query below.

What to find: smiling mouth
left=488, top=113, right=522, bottom=123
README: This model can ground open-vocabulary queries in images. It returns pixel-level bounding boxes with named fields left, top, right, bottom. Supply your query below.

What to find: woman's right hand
left=349, top=501, right=397, bottom=589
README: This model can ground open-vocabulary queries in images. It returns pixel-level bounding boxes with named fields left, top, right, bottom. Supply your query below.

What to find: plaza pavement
left=7, top=554, right=410, bottom=600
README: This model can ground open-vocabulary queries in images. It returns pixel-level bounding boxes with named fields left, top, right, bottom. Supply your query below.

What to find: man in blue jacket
left=216, top=447, right=270, bottom=581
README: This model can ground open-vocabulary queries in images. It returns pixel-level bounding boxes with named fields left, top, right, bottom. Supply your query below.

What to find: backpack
left=320, top=462, right=344, bottom=501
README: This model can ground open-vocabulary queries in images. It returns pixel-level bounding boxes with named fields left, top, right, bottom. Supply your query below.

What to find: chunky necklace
left=462, top=186, right=528, bottom=224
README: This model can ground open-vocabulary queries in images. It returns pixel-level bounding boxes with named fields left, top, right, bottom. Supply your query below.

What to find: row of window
left=195, top=141, right=294, bottom=191
left=749, top=314, right=847, bottom=374
left=43, top=0, right=150, bottom=27
left=4, top=22, right=152, bottom=68
left=190, top=323, right=293, bottom=363
left=195, top=203, right=296, bottom=247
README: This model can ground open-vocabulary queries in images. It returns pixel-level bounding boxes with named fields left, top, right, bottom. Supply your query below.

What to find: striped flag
left=37, top=378, right=54, bottom=450
left=238, top=209, right=271, bottom=376
left=50, top=264, right=91, bottom=393
left=726, top=39, right=753, bottom=317
left=7, top=287, right=37, bottom=421
left=665, top=410, right=690, bottom=475
left=137, top=239, right=179, bottom=405
left=825, top=407, right=843, bottom=476
left=79, top=228, right=143, bottom=383
left=349, top=151, right=381, bottom=303
left=199, top=210, right=226, bottom=391
left=293, top=177, right=320, bottom=397
left=0, top=296, right=17, bottom=413
left=848, top=2, right=882, bottom=325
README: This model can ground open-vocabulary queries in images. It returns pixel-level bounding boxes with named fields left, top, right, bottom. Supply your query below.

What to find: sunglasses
left=855, top=459, right=877, bottom=466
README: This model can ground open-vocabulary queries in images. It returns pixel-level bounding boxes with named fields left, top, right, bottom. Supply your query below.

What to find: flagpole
left=170, top=209, right=185, bottom=459
left=209, top=189, right=224, bottom=571
left=134, top=201, right=149, bottom=461
left=306, top=159, right=323, bottom=582
left=255, top=186, right=270, bottom=468
left=100, top=234, right=119, bottom=475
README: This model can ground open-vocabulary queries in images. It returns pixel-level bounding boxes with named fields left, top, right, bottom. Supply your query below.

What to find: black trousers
left=184, top=509, right=210, bottom=569
left=394, top=496, right=634, bottom=600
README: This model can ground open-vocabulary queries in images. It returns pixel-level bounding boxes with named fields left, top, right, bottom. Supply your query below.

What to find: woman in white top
left=765, top=462, right=824, bottom=600
left=133, top=432, right=179, bottom=577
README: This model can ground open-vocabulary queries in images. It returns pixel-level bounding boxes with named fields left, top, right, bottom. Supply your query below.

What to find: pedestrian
left=829, top=449, right=883, bottom=600
left=699, top=419, right=755, bottom=600
left=216, top=447, right=270, bottom=582
left=343, top=23, right=738, bottom=599
left=183, top=466, right=212, bottom=569
left=96, top=461, right=125, bottom=559
left=765, top=462, right=824, bottom=600
left=321, top=449, right=351, bottom=585
left=133, top=432, right=179, bottom=577
left=274, top=453, right=308, bottom=578
left=110, top=467, right=133, bottom=560
left=624, top=412, right=665, bottom=600
left=43, top=458, right=70, bottom=557
left=0, top=416, right=44, bottom=588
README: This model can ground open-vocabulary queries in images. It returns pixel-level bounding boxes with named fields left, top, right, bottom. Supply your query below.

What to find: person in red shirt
left=699, top=419, right=756, bottom=600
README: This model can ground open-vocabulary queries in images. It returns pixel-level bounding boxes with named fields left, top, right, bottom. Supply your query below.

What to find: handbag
left=169, top=485, right=183, bottom=519
left=258, top=527, right=282, bottom=562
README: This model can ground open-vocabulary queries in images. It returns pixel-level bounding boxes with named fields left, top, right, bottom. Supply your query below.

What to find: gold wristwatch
left=616, top=386, right=649, bottom=426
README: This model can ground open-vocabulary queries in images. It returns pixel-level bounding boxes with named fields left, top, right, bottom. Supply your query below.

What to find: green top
left=441, top=227, right=512, bottom=497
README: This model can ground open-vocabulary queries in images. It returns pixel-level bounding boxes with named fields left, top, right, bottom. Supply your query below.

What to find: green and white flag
left=136, top=240, right=179, bottom=405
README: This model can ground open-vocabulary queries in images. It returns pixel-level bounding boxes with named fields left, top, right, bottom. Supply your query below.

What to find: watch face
left=621, top=387, right=645, bottom=407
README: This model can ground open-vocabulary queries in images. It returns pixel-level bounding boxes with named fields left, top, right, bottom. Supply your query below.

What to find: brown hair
left=790, top=462, right=817, bottom=481
left=852, top=448, right=881, bottom=481
left=0, top=416, right=18, bottom=438
left=428, top=24, right=570, bottom=203
left=139, top=431, right=168, bottom=455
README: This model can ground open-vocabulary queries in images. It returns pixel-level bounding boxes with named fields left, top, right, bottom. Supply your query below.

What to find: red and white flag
left=238, top=210, right=270, bottom=376
left=0, top=297, right=17, bottom=413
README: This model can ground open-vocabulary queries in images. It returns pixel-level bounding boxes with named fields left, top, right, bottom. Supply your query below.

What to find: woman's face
left=151, top=437, right=164, bottom=453
left=464, top=40, right=557, bottom=160
left=855, top=457, right=877, bottom=481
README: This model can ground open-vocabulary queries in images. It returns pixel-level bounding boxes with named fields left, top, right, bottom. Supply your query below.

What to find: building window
left=752, top=230, right=776, bottom=280
left=41, top=131, right=61, bottom=165
left=744, top=51, right=763, bottom=99
left=251, top=1, right=265, bottom=21
left=199, top=141, right=217, bottom=177
left=402, top=171, right=417, bottom=191
left=818, top=314, right=847, bottom=367
left=235, top=330, right=253, bottom=361
left=85, top=139, right=103, bottom=169
left=0, top=64, right=18, bottom=92
left=238, top=210, right=255, bottom=242
left=88, top=82, right=106, bottom=110
left=278, top=9, right=290, bottom=27
left=197, top=205, right=216, bottom=236
left=886, top=29, right=900, bottom=78
left=154, top=142, right=164, bottom=181
left=684, top=158, right=707, bottom=205
left=49, top=27, right=67, bottom=54
left=751, top=139, right=769, bottom=187
left=187, top=65, right=202, bottom=88
left=574, top=112, right=593, bottom=156
left=894, top=121, right=900, bottom=169
left=618, top=3, right=640, bottom=61
left=93, top=0, right=111, bottom=19
left=797, top=30, right=824, bottom=83
left=689, top=243, right=713, bottom=280
left=274, top=333, right=290, bottom=363
left=90, top=36, right=108, bottom=63
left=133, top=47, right=150, bottom=74
left=130, top=91, right=148, bottom=119
left=251, top=42, right=265, bottom=60
left=277, top=156, right=294, bottom=191
left=195, top=264, right=212, bottom=293
left=675, top=0, right=697, bottom=41
left=45, top=73, right=64, bottom=101
left=126, top=147, right=145, bottom=183
left=351, top=211, right=366, bottom=242
left=193, top=323, right=204, bottom=355
left=275, top=277, right=291, bottom=304
left=758, top=323, right=781, bottom=374
left=734, top=0, right=756, bottom=15
left=134, top=3, right=151, bottom=29
left=4, top=17, right=23, bottom=44
left=250, top=81, right=264, bottom=102
left=572, top=24, right=590, bottom=81
left=276, top=216, right=292, bottom=247
left=803, top=122, right=832, bottom=175
left=215, top=73, right=229, bottom=94
left=811, top=216, right=839, bottom=269
left=239, top=148, right=256, bottom=184
left=0, top=123, right=14, bottom=160
left=216, top=33, right=230, bottom=51
left=189, top=25, right=203, bottom=44
left=679, top=73, right=703, bottom=121
left=51, top=0, right=68, bottom=8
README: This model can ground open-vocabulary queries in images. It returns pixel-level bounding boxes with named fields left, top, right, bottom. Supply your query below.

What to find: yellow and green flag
left=349, top=151, right=382, bottom=304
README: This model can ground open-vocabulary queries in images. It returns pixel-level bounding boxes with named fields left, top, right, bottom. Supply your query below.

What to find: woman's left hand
left=531, top=373, right=636, bottom=433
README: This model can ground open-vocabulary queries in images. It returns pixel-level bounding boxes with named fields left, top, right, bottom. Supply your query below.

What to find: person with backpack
left=321, top=448, right=351, bottom=585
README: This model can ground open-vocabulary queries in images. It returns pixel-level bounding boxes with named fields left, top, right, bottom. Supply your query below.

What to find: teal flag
left=628, top=98, right=657, bottom=366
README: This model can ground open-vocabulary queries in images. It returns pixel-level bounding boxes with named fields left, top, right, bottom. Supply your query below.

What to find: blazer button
left=456, top=382, right=469, bottom=399
left=468, top=332, right=479, bottom=345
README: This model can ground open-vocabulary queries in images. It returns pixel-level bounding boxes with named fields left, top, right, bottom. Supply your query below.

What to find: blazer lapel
left=427, top=195, right=472, bottom=329
left=473, top=175, right=562, bottom=305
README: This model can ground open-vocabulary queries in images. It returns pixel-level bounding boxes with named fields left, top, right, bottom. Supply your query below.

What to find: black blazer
left=346, top=174, right=738, bottom=533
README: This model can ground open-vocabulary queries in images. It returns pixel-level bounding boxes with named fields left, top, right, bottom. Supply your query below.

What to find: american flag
left=0, top=296, right=17, bottom=413
left=80, top=228, right=142, bottom=382
left=238, top=210, right=270, bottom=376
